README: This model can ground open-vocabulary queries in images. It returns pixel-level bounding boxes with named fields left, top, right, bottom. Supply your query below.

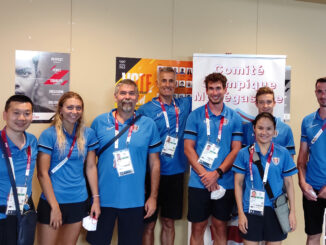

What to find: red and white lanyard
left=114, top=112, right=135, bottom=149
left=158, top=97, right=179, bottom=135
left=51, top=134, right=77, bottom=174
left=249, top=143, right=274, bottom=186
left=311, top=122, right=326, bottom=145
left=205, top=104, right=224, bottom=143
left=1, top=128, right=31, bottom=185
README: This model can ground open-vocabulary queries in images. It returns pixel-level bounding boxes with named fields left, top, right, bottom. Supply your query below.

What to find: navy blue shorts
left=187, top=187, right=235, bottom=222
left=241, top=207, right=287, bottom=242
left=86, top=206, right=144, bottom=245
left=0, top=216, right=18, bottom=245
left=37, top=197, right=88, bottom=225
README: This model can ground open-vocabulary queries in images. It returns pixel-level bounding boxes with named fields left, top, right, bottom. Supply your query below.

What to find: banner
left=15, top=50, right=70, bottom=123
left=192, top=54, right=286, bottom=122
left=116, top=57, right=192, bottom=108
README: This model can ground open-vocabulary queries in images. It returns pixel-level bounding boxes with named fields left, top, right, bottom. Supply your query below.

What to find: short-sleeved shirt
left=242, top=118, right=296, bottom=155
left=184, top=103, right=243, bottom=189
left=91, top=109, right=162, bottom=209
left=232, top=143, right=297, bottom=212
left=300, top=110, right=326, bottom=190
left=38, top=125, right=99, bottom=204
left=0, top=131, right=38, bottom=219
left=137, top=97, right=191, bottom=175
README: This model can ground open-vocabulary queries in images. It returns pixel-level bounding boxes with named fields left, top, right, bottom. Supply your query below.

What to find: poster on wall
left=192, top=54, right=286, bottom=122
left=15, top=50, right=70, bottom=123
left=116, top=57, right=192, bottom=109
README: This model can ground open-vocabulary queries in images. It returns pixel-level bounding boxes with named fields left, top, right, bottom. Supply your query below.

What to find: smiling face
left=315, top=82, right=326, bottom=108
left=206, top=81, right=226, bottom=105
left=15, top=58, right=37, bottom=98
left=253, top=117, right=275, bottom=145
left=60, top=97, right=83, bottom=126
left=256, top=94, right=275, bottom=114
left=115, top=84, right=138, bottom=113
left=157, top=71, right=176, bottom=99
left=3, top=101, right=33, bottom=134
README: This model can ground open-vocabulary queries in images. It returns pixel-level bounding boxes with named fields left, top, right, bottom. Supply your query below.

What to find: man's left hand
left=144, top=196, right=157, bottom=219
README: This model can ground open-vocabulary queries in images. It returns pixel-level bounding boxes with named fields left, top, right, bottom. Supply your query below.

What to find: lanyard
left=1, top=128, right=31, bottom=186
left=114, top=112, right=135, bottom=149
left=205, top=104, right=224, bottom=143
left=311, top=122, right=326, bottom=144
left=249, top=143, right=274, bottom=186
left=51, top=133, right=77, bottom=174
left=158, top=97, right=179, bottom=135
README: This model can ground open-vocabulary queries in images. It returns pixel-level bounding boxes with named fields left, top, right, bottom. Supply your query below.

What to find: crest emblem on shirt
left=223, top=119, right=228, bottom=125
left=272, top=157, right=280, bottom=165
left=133, top=124, right=139, bottom=132
left=273, top=130, right=279, bottom=137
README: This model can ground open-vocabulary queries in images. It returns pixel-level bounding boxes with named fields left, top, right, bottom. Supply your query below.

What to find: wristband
left=216, top=168, right=223, bottom=177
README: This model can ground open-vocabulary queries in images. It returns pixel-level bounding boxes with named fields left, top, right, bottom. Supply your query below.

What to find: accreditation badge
left=6, top=186, right=27, bottom=215
left=113, top=149, right=135, bottom=177
left=248, top=189, right=265, bottom=216
left=161, top=135, right=178, bottom=158
left=198, top=142, right=220, bottom=169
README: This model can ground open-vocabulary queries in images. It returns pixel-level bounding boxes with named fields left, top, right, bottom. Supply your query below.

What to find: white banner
left=192, top=54, right=286, bottom=121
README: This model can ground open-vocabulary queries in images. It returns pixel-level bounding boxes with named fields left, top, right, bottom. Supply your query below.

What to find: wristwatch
left=215, top=168, right=224, bottom=177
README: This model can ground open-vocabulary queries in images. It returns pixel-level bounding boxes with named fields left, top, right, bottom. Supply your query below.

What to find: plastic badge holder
left=210, top=185, right=226, bottom=200
left=82, top=215, right=98, bottom=231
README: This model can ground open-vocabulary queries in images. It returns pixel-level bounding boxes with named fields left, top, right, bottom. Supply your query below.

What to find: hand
left=200, top=170, right=218, bottom=189
left=238, top=212, right=248, bottom=234
left=207, top=183, right=219, bottom=192
left=289, top=210, right=296, bottom=232
left=317, top=186, right=326, bottom=199
left=90, top=198, right=101, bottom=220
left=144, top=196, right=157, bottom=219
left=50, top=205, right=62, bottom=230
left=300, top=181, right=317, bottom=201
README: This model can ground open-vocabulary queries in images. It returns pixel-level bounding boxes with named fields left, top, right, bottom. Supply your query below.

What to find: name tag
left=161, top=135, right=178, bottom=158
left=248, top=189, right=265, bottom=216
left=6, top=186, right=27, bottom=215
left=198, top=142, right=220, bottom=169
left=113, top=149, right=135, bottom=177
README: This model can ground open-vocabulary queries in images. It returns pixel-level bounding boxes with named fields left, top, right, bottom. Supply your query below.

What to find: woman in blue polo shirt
left=37, top=91, right=100, bottom=245
left=233, top=112, right=297, bottom=244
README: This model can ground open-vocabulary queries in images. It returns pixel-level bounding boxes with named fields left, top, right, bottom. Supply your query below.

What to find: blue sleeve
left=86, top=127, right=99, bottom=152
left=232, top=148, right=247, bottom=174
left=148, top=119, right=162, bottom=154
left=38, top=128, right=55, bottom=155
left=285, top=126, right=296, bottom=155
left=184, top=110, right=198, bottom=141
left=301, top=117, right=308, bottom=143
left=282, top=150, right=298, bottom=177
left=232, top=113, right=243, bottom=142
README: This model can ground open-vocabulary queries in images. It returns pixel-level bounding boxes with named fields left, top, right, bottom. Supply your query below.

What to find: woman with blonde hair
left=37, top=91, right=100, bottom=245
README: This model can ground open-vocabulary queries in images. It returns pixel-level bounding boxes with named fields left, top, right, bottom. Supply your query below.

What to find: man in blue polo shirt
left=242, top=86, right=295, bottom=156
left=184, top=72, right=243, bottom=245
left=298, top=77, right=326, bottom=245
left=86, top=79, right=161, bottom=245
left=0, top=95, right=38, bottom=245
left=138, top=67, right=191, bottom=245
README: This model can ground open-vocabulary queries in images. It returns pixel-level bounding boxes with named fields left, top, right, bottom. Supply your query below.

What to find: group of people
left=0, top=67, right=325, bottom=245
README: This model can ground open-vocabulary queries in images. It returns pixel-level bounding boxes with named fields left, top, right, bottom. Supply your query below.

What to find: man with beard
left=184, top=73, right=243, bottom=245
left=86, top=79, right=161, bottom=245
left=298, top=77, right=326, bottom=245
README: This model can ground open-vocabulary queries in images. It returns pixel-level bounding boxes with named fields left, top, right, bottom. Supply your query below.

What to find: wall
left=1, top=0, right=326, bottom=244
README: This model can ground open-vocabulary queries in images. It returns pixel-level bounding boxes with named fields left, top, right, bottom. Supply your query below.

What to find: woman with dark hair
left=37, top=91, right=100, bottom=245
left=233, top=112, right=297, bottom=245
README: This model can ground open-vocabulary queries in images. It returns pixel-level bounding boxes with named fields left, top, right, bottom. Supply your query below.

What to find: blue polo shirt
left=184, top=103, right=243, bottom=189
left=0, top=131, right=38, bottom=219
left=232, top=143, right=297, bottom=212
left=137, top=97, right=191, bottom=175
left=38, top=125, right=99, bottom=204
left=91, top=110, right=162, bottom=209
left=301, top=110, right=326, bottom=190
left=242, top=118, right=296, bottom=155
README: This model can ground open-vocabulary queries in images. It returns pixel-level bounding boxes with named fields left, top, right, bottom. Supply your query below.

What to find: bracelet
left=215, top=168, right=224, bottom=177
left=92, top=194, right=100, bottom=198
